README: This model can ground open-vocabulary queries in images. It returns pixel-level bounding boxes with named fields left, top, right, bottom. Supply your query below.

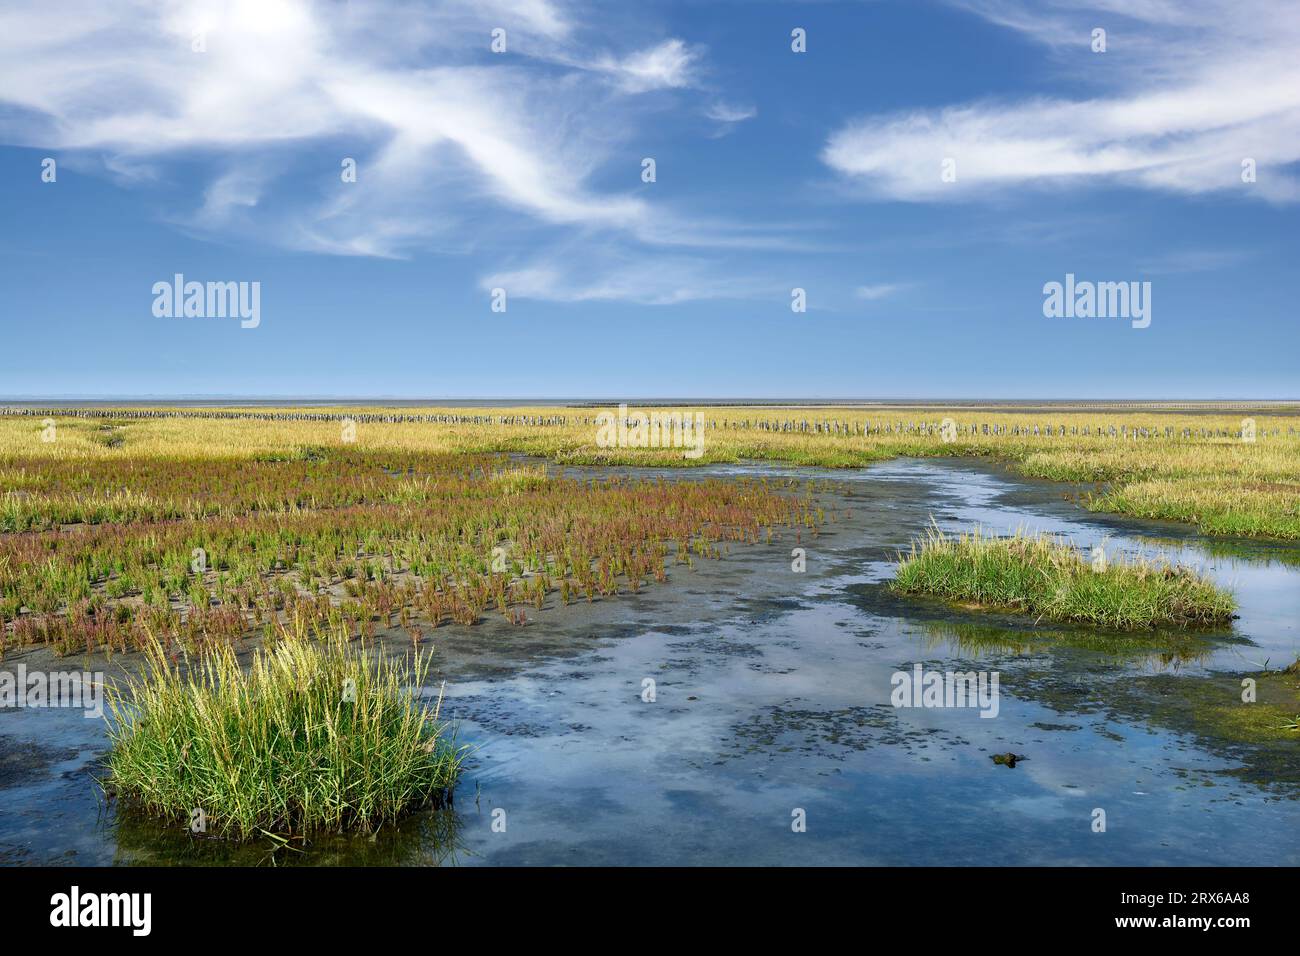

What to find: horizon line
left=3, top=396, right=1299, bottom=406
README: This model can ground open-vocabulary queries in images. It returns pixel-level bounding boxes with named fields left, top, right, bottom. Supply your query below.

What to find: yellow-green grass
left=1087, top=477, right=1300, bottom=539
left=890, top=526, right=1236, bottom=630
left=3, top=405, right=1297, bottom=538
left=105, top=629, right=462, bottom=839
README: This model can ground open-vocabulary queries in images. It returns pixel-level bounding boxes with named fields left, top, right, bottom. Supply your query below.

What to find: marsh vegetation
left=2, top=405, right=1291, bottom=656
left=0, top=446, right=822, bottom=656
left=4, top=404, right=1296, bottom=537
left=105, top=630, right=462, bottom=838
left=891, top=526, right=1237, bottom=629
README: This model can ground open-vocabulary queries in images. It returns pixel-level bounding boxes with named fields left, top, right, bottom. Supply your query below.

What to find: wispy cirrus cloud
left=704, top=100, right=758, bottom=134
left=0, top=0, right=755, bottom=265
left=481, top=245, right=786, bottom=305
left=854, top=283, right=908, bottom=301
left=594, top=38, right=703, bottom=93
left=823, top=0, right=1300, bottom=203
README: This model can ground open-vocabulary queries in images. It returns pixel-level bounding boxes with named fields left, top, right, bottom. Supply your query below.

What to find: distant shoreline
left=2, top=400, right=1300, bottom=418
left=2, top=398, right=1298, bottom=414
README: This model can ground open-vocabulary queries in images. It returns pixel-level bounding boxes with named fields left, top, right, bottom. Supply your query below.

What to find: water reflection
left=110, top=803, right=470, bottom=866
left=910, top=614, right=1221, bottom=671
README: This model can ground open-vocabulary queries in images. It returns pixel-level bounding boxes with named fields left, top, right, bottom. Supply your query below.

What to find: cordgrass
left=890, top=526, right=1236, bottom=630
left=1087, top=477, right=1300, bottom=539
left=104, top=629, right=463, bottom=839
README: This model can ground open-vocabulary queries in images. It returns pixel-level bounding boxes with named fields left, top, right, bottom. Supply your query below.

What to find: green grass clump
left=891, top=526, right=1236, bottom=630
left=1088, top=478, right=1300, bottom=539
left=105, top=632, right=462, bottom=839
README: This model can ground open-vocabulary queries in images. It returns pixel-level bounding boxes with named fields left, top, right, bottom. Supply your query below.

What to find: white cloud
left=0, top=0, right=726, bottom=260
left=596, top=38, right=702, bottom=93
left=705, top=100, right=758, bottom=124
left=823, top=0, right=1300, bottom=202
left=482, top=251, right=782, bottom=305
left=195, top=166, right=267, bottom=227
left=468, top=0, right=572, bottom=40
left=854, top=283, right=906, bottom=301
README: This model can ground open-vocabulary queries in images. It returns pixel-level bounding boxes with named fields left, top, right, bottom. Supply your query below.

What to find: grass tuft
left=104, top=631, right=462, bottom=839
left=890, top=525, right=1236, bottom=630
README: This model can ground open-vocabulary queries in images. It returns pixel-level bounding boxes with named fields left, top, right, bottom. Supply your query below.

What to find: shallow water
left=2, top=458, right=1298, bottom=866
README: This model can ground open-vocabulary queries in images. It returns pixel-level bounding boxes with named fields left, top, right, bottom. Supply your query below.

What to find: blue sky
left=0, top=0, right=1296, bottom=399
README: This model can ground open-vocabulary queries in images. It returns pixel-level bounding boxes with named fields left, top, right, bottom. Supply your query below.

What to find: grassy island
left=891, top=527, right=1236, bottom=630
left=105, top=632, right=462, bottom=839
